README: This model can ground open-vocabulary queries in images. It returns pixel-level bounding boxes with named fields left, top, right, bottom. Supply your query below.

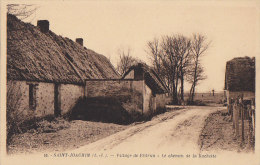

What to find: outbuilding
left=224, top=56, right=255, bottom=106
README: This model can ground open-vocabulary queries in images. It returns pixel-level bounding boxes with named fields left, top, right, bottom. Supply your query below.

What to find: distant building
left=224, top=56, right=255, bottom=105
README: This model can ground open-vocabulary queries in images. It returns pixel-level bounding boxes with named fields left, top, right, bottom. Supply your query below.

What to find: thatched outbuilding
left=84, top=63, right=169, bottom=122
left=122, top=63, right=168, bottom=94
left=224, top=56, right=255, bottom=105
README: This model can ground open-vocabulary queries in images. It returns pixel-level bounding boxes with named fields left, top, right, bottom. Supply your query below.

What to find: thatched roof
left=224, top=56, right=255, bottom=92
left=7, top=14, right=119, bottom=84
left=122, top=63, right=168, bottom=94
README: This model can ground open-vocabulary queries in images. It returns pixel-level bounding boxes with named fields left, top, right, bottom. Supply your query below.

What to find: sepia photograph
left=0, top=0, right=259, bottom=165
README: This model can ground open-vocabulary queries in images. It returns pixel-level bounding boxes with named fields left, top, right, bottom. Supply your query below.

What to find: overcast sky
left=18, top=1, right=259, bottom=92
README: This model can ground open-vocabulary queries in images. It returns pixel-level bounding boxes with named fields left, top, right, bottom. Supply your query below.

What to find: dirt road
left=7, top=106, right=257, bottom=165
left=73, top=106, right=225, bottom=154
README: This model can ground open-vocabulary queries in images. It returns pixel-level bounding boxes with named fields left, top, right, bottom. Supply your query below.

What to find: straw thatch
left=7, top=14, right=119, bottom=84
left=122, top=63, right=168, bottom=94
left=224, top=56, right=255, bottom=92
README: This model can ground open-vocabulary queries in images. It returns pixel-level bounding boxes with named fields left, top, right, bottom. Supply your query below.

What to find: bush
left=6, top=81, right=33, bottom=144
left=6, top=81, right=70, bottom=144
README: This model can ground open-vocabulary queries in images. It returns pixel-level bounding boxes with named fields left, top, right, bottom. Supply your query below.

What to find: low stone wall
left=85, top=80, right=144, bottom=122
left=86, top=80, right=143, bottom=97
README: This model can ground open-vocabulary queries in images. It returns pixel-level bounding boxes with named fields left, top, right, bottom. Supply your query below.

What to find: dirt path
left=73, top=106, right=225, bottom=153
left=7, top=106, right=256, bottom=165
left=199, top=110, right=254, bottom=153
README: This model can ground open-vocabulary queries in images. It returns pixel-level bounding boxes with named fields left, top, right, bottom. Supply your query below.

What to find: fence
left=230, top=99, right=255, bottom=147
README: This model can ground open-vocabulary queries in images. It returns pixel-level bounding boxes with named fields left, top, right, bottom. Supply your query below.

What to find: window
left=29, top=84, right=37, bottom=110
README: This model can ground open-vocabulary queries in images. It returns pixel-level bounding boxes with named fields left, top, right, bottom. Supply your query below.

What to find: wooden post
left=252, top=110, right=255, bottom=138
left=239, top=97, right=244, bottom=144
left=232, top=104, right=235, bottom=128
left=233, top=103, right=239, bottom=138
left=241, top=105, right=244, bottom=143
left=248, top=108, right=252, bottom=148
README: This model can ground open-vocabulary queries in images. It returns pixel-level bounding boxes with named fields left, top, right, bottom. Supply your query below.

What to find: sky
left=14, top=0, right=260, bottom=92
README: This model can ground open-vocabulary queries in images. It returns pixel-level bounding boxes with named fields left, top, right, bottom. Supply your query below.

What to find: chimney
left=76, top=38, right=83, bottom=46
left=37, top=20, right=49, bottom=33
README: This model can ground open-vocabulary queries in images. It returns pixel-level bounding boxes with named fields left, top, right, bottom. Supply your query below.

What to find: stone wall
left=35, top=82, right=55, bottom=116
left=7, top=80, right=54, bottom=118
left=86, top=80, right=143, bottom=98
left=60, top=84, right=84, bottom=115
left=156, top=94, right=167, bottom=110
left=85, top=80, right=144, bottom=121
left=7, top=80, right=84, bottom=119
left=143, top=83, right=156, bottom=116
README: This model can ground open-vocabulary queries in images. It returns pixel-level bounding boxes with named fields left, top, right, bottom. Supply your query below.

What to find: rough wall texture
left=7, top=80, right=84, bottom=120
left=143, top=83, right=156, bottom=116
left=60, top=84, right=84, bottom=115
left=156, top=94, right=167, bottom=110
left=7, top=80, right=54, bottom=118
left=7, top=80, right=29, bottom=116
left=86, top=80, right=143, bottom=98
left=35, top=82, right=55, bottom=116
left=85, top=80, right=144, bottom=122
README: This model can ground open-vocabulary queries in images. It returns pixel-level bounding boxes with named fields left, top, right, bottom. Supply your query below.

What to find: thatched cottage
left=7, top=14, right=119, bottom=118
left=7, top=14, right=168, bottom=123
left=224, top=56, right=255, bottom=105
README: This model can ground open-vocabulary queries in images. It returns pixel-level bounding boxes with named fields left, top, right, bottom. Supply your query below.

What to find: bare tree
left=147, top=35, right=192, bottom=104
left=160, top=35, right=178, bottom=103
left=116, top=48, right=139, bottom=75
left=7, top=4, right=39, bottom=21
left=173, top=35, right=192, bottom=102
left=187, top=34, right=209, bottom=103
left=147, top=38, right=161, bottom=74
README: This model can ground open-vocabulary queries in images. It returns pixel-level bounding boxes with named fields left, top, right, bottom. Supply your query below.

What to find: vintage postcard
left=0, top=0, right=259, bottom=165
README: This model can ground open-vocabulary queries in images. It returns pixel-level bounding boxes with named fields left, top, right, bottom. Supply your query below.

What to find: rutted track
left=73, top=106, right=224, bottom=153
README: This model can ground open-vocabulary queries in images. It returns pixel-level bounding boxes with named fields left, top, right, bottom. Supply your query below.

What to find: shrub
left=6, top=81, right=32, bottom=144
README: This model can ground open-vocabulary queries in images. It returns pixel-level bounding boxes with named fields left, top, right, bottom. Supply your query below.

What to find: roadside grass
left=199, top=109, right=254, bottom=152
left=183, top=92, right=225, bottom=106
left=7, top=118, right=129, bottom=155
